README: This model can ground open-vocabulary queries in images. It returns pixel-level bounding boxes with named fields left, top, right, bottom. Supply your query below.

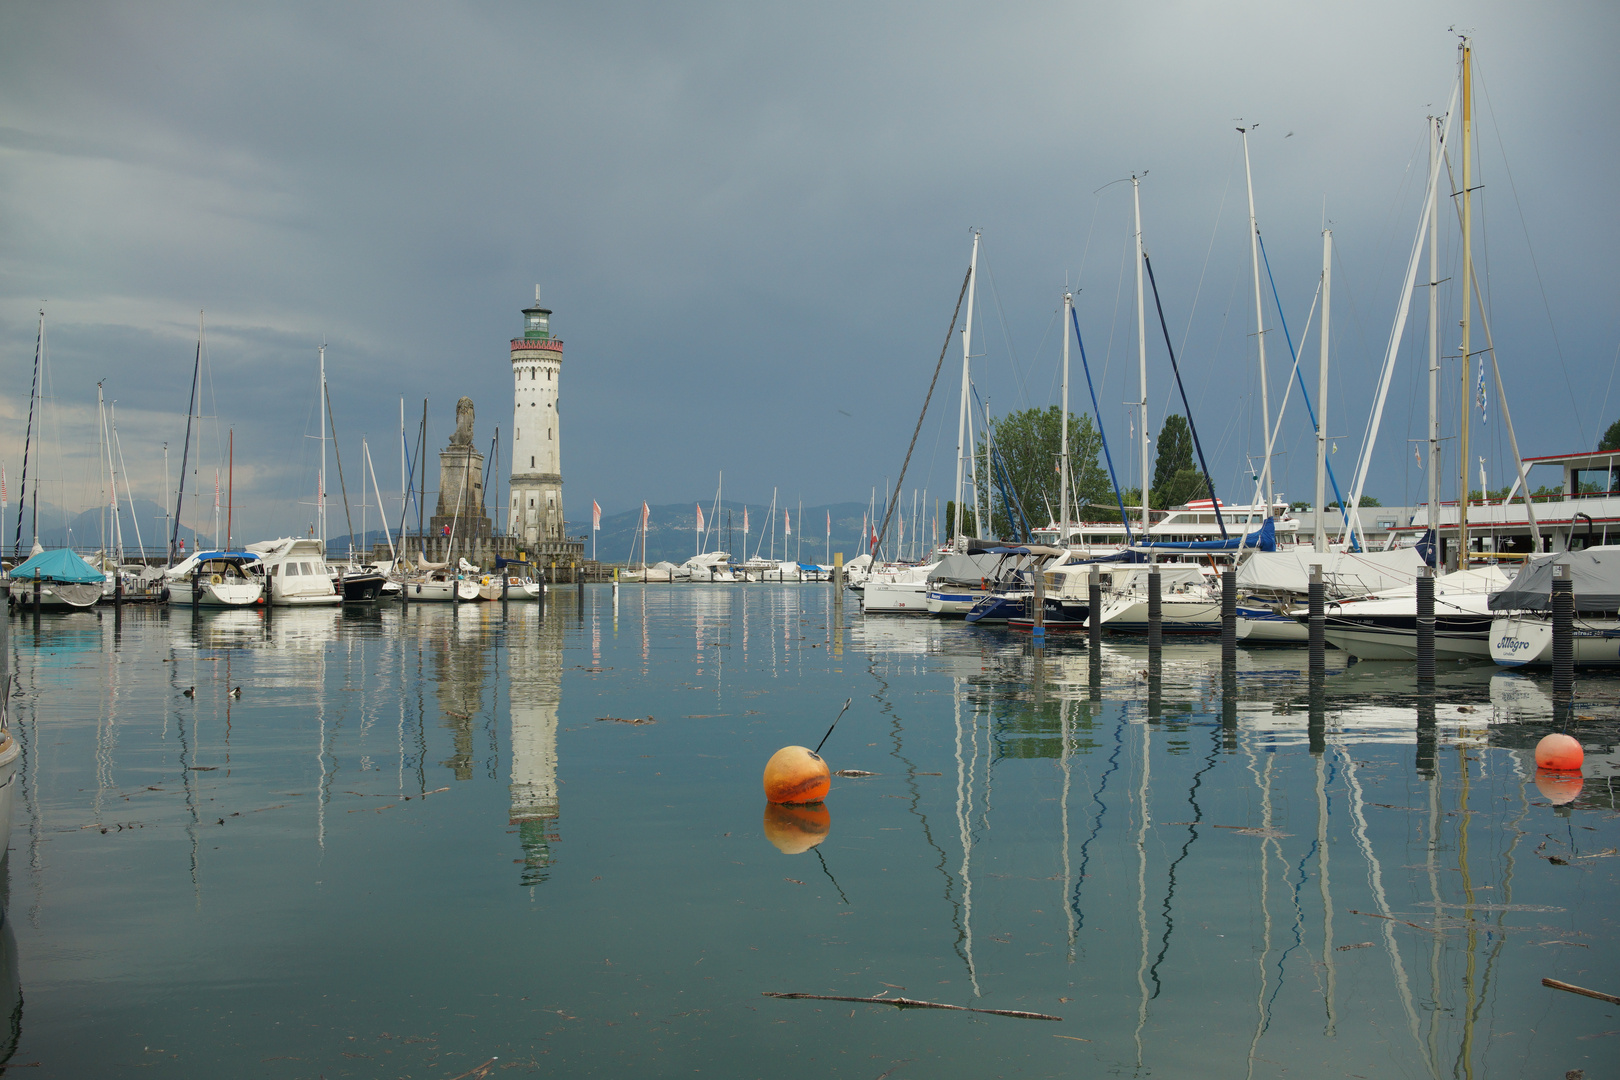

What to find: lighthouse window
left=547, top=369, right=552, bottom=381
left=530, top=456, right=535, bottom=468
left=547, top=428, right=552, bottom=440
left=529, top=498, right=534, bottom=508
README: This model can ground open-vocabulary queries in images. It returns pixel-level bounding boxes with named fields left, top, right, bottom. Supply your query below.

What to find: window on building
left=548, top=428, right=552, bottom=440
left=547, top=369, right=552, bottom=381
left=529, top=498, right=534, bottom=508
left=530, top=456, right=535, bottom=467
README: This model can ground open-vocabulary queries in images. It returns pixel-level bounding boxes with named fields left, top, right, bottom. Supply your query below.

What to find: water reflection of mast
left=878, top=666, right=973, bottom=982
left=1149, top=720, right=1221, bottom=991
left=1241, top=744, right=1277, bottom=1080
left=953, top=674, right=981, bottom=997
left=1059, top=694, right=1074, bottom=960
left=1318, top=749, right=1337, bottom=1036
left=1132, top=715, right=1151, bottom=1067
left=1341, top=743, right=1430, bottom=1072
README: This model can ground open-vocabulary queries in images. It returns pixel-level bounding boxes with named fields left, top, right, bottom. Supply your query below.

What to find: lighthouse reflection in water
left=2, top=584, right=1618, bottom=1079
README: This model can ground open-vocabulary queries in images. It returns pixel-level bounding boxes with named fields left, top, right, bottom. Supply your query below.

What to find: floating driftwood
left=1348, top=910, right=1439, bottom=934
left=833, top=769, right=877, bottom=777
left=596, top=716, right=656, bottom=725
left=763, top=991, right=1060, bottom=1021
left=1543, top=978, right=1620, bottom=1005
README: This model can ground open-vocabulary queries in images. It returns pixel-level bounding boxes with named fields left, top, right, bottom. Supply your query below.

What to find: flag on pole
left=2, top=464, right=7, bottom=507
left=214, top=469, right=220, bottom=510
left=641, top=501, right=649, bottom=526
left=1476, top=357, right=1488, bottom=424
left=696, top=503, right=705, bottom=533
left=743, top=506, right=749, bottom=535
left=592, top=501, right=601, bottom=531
left=826, top=510, right=830, bottom=536
left=783, top=510, right=790, bottom=537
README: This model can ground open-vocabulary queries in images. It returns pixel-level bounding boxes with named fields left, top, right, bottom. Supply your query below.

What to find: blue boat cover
left=193, top=551, right=261, bottom=563
left=1136, top=517, right=1276, bottom=552
left=8, top=548, right=105, bottom=584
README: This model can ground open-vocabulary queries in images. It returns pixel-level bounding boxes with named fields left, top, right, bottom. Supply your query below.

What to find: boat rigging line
left=1142, top=252, right=1227, bottom=538
left=870, top=263, right=972, bottom=565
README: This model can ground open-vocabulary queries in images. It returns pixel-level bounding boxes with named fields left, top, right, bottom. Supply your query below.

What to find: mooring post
left=1031, top=558, right=1046, bottom=647
left=1221, top=567, right=1236, bottom=666
left=192, top=569, right=201, bottom=611
left=575, top=561, right=583, bottom=604
left=1416, top=566, right=1436, bottom=687
left=33, top=574, right=42, bottom=621
left=1308, top=563, right=1324, bottom=680
left=1146, top=562, right=1162, bottom=658
left=115, top=572, right=124, bottom=608
left=1552, top=562, right=1574, bottom=699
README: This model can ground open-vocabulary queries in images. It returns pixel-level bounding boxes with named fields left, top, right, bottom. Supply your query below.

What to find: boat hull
left=1320, top=613, right=1492, bottom=661
left=863, top=581, right=929, bottom=614
left=168, top=579, right=264, bottom=607
left=336, top=572, right=387, bottom=603
left=925, top=589, right=985, bottom=617
left=1490, top=613, right=1620, bottom=667
left=1099, top=598, right=1221, bottom=634
left=1236, top=607, right=1308, bottom=643
left=6, top=579, right=101, bottom=610
left=0, top=733, right=19, bottom=860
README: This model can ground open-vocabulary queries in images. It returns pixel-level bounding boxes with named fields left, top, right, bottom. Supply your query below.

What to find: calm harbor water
left=4, top=586, right=1618, bottom=1078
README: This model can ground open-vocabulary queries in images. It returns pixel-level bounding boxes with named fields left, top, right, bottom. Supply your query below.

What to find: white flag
left=696, top=503, right=705, bottom=532
left=592, top=500, right=601, bottom=530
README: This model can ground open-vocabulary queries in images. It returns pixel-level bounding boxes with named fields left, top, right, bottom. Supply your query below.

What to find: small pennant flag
left=696, top=503, right=705, bottom=533
left=592, top=500, right=601, bottom=530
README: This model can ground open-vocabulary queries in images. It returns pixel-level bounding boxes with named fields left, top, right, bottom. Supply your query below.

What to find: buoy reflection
left=763, top=801, right=830, bottom=854
left=1533, top=772, right=1583, bottom=806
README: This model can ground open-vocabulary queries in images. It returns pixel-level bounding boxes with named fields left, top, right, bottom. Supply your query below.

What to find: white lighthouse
left=508, top=287, right=566, bottom=549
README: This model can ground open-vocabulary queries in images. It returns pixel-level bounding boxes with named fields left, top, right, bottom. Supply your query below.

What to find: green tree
left=1600, top=418, right=1620, bottom=451
left=979, top=406, right=1107, bottom=537
left=1149, top=414, right=1208, bottom=510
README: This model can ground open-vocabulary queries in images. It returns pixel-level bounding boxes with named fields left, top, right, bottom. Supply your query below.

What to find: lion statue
left=449, top=396, right=475, bottom=446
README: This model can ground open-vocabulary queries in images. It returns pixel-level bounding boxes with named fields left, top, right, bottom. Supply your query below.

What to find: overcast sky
left=2, top=1, right=1616, bottom=545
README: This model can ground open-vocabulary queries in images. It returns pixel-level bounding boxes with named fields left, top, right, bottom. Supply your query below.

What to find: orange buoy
left=763, top=745, right=831, bottom=804
left=1534, top=732, right=1584, bottom=772
left=763, top=802, right=831, bottom=854
left=1534, top=772, right=1584, bottom=806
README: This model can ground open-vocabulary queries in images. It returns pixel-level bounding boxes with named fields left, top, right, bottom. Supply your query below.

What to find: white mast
left=1132, top=175, right=1150, bottom=539
left=1456, top=38, right=1474, bottom=569
left=1427, top=116, right=1441, bottom=533
left=1060, top=290, right=1072, bottom=545
left=318, top=344, right=328, bottom=545
left=953, top=231, right=981, bottom=544
left=1315, top=229, right=1332, bottom=553
left=400, top=396, right=407, bottom=525
left=1239, top=126, right=1275, bottom=515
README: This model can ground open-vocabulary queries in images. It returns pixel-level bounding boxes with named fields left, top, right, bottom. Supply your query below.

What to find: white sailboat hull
left=6, top=580, right=100, bottom=610
left=864, top=581, right=929, bottom=614
left=1490, top=613, right=1620, bottom=667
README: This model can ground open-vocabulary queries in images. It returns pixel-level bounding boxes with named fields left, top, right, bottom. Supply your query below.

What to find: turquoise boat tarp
left=7, top=549, right=105, bottom=584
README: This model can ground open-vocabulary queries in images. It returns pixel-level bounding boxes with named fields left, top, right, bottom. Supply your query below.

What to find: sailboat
left=4, top=312, right=103, bottom=611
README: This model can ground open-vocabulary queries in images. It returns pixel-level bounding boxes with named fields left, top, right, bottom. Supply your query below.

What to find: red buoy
left=1535, top=732, right=1584, bottom=772
left=763, top=745, right=831, bottom=804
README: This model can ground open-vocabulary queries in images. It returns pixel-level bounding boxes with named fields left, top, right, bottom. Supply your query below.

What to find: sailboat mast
left=228, top=429, right=234, bottom=550
left=1132, top=175, right=1150, bottom=539
left=1060, top=290, right=1072, bottom=545
left=171, top=332, right=201, bottom=566
left=1240, top=128, right=1275, bottom=514
left=1457, top=39, right=1474, bottom=568
left=1315, top=229, right=1332, bottom=554
left=1428, top=116, right=1442, bottom=534
left=318, top=344, right=328, bottom=545
left=954, top=231, right=981, bottom=543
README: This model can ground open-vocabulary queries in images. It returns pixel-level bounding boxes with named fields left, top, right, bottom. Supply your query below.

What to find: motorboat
left=1490, top=546, right=1620, bottom=666
left=5, top=549, right=105, bottom=611
left=165, top=550, right=265, bottom=607
left=1302, top=565, right=1510, bottom=661
left=329, top=561, right=388, bottom=603
left=676, top=552, right=737, bottom=583
left=246, top=538, right=343, bottom=606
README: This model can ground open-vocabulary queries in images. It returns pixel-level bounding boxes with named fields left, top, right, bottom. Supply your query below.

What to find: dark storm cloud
left=1, top=1, right=1615, bottom=539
